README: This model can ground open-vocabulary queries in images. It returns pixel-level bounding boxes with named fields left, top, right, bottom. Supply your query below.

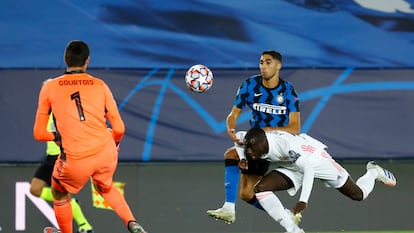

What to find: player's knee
left=224, top=147, right=238, bottom=160
left=239, top=186, right=255, bottom=201
left=51, top=188, right=68, bottom=200
left=239, top=190, right=254, bottom=202
left=339, top=179, right=364, bottom=201
left=94, top=183, right=111, bottom=194
left=254, top=181, right=272, bottom=193
left=29, top=186, right=41, bottom=197
left=224, top=148, right=239, bottom=166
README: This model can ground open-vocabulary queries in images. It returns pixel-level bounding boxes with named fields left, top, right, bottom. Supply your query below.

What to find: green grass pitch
left=307, top=231, right=414, bottom=233
left=284, top=231, right=413, bottom=233
left=251, top=231, right=414, bottom=233
left=211, top=231, right=414, bottom=233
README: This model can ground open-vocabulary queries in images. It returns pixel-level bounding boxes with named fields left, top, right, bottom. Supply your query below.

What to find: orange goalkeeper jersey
left=33, top=72, right=125, bottom=158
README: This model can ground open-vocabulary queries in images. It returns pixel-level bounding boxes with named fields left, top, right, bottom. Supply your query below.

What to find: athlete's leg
left=71, top=198, right=93, bottom=231
left=206, top=147, right=239, bottom=223
left=223, top=147, right=240, bottom=211
left=239, top=158, right=271, bottom=210
left=30, top=177, right=55, bottom=202
left=93, top=182, right=135, bottom=224
left=93, top=179, right=146, bottom=232
left=338, top=161, right=396, bottom=200
left=254, top=170, right=302, bottom=233
left=50, top=154, right=94, bottom=233
left=30, top=177, right=50, bottom=197
left=254, top=170, right=294, bottom=192
left=51, top=179, right=73, bottom=233
left=337, top=176, right=364, bottom=201
left=93, top=143, right=146, bottom=232
left=31, top=156, right=56, bottom=200
left=239, top=173, right=263, bottom=209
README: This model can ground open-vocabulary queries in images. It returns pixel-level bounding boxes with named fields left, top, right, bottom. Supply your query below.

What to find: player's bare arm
left=293, top=156, right=315, bottom=214
left=262, top=111, right=301, bottom=134
left=226, top=106, right=243, bottom=144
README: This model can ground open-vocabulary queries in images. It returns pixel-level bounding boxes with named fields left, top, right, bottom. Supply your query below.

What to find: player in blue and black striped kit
left=207, top=50, right=301, bottom=224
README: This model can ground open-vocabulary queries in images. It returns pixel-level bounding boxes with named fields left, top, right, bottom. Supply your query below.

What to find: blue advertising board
left=0, top=68, right=413, bottom=162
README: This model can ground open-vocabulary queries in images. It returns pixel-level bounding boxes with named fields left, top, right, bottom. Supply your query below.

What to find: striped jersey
left=233, top=75, right=299, bottom=128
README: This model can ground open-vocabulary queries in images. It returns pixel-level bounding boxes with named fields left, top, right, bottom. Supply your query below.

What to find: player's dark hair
left=245, top=127, right=266, bottom=146
left=64, top=40, right=90, bottom=67
left=262, top=50, right=282, bottom=63
left=244, top=127, right=268, bottom=159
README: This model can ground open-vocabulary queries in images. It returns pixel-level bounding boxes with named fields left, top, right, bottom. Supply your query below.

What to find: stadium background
left=0, top=1, right=413, bottom=232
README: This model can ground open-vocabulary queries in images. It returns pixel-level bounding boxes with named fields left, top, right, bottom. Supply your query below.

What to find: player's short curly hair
left=244, top=127, right=269, bottom=161
left=262, top=50, right=282, bottom=63
left=64, top=40, right=90, bottom=67
left=245, top=127, right=266, bottom=146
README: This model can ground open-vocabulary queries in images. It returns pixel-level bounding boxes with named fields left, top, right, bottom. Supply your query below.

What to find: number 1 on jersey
left=71, top=91, right=85, bottom=121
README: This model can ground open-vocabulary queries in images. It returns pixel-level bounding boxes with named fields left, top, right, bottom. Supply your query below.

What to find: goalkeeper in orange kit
left=33, top=40, right=147, bottom=233
left=30, top=114, right=93, bottom=233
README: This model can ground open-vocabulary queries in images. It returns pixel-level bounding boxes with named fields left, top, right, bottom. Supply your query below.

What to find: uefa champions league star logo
left=277, top=93, right=284, bottom=104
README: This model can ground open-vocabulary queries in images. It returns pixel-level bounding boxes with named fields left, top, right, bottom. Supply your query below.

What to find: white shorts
left=275, top=151, right=350, bottom=196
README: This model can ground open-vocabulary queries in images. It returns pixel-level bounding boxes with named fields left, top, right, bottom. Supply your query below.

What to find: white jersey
left=235, top=130, right=349, bottom=203
left=235, top=130, right=327, bottom=162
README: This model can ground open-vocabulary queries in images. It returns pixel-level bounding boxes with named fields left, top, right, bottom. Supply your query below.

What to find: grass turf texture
left=281, top=231, right=414, bottom=233
left=311, top=232, right=414, bottom=233
left=309, top=232, right=414, bottom=233
left=247, top=231, right=414, bottom=233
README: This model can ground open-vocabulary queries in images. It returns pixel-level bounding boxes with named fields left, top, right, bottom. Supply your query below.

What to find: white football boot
left=206, top=207, right=235, bottom=224
left=367, top=161, right=396, bottom=187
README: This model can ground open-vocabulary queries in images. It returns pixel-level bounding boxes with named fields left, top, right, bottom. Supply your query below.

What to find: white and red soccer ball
left=185, top=64, right=214, bottom=93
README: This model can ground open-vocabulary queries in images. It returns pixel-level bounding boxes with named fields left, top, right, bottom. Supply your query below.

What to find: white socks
left=256, top=191, right=300, bottom=232
left=222, top=202, right=235, bottom=213
left=356, top=168, right=377, bottom=200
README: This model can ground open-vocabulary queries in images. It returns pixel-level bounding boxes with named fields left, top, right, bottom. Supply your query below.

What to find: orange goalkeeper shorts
left=51, top=141, right=118, bottom=194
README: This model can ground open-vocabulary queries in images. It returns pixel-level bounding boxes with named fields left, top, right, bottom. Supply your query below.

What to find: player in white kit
left=235, top=128, right=396, bottom=233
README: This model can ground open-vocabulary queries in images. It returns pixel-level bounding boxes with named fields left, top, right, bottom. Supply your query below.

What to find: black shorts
left=241, top=159, right=270, bottom=176
left=33, top=155, right=58, bottom=186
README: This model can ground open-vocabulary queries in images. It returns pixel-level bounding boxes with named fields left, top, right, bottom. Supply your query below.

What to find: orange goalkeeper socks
left=99, top=185, right=136, bottom=226
left=53, top=196, right=73, bottom=233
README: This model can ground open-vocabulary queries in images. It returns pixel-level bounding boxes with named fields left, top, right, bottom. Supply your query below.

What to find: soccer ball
left=185, top=64, right=214, bottom=93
